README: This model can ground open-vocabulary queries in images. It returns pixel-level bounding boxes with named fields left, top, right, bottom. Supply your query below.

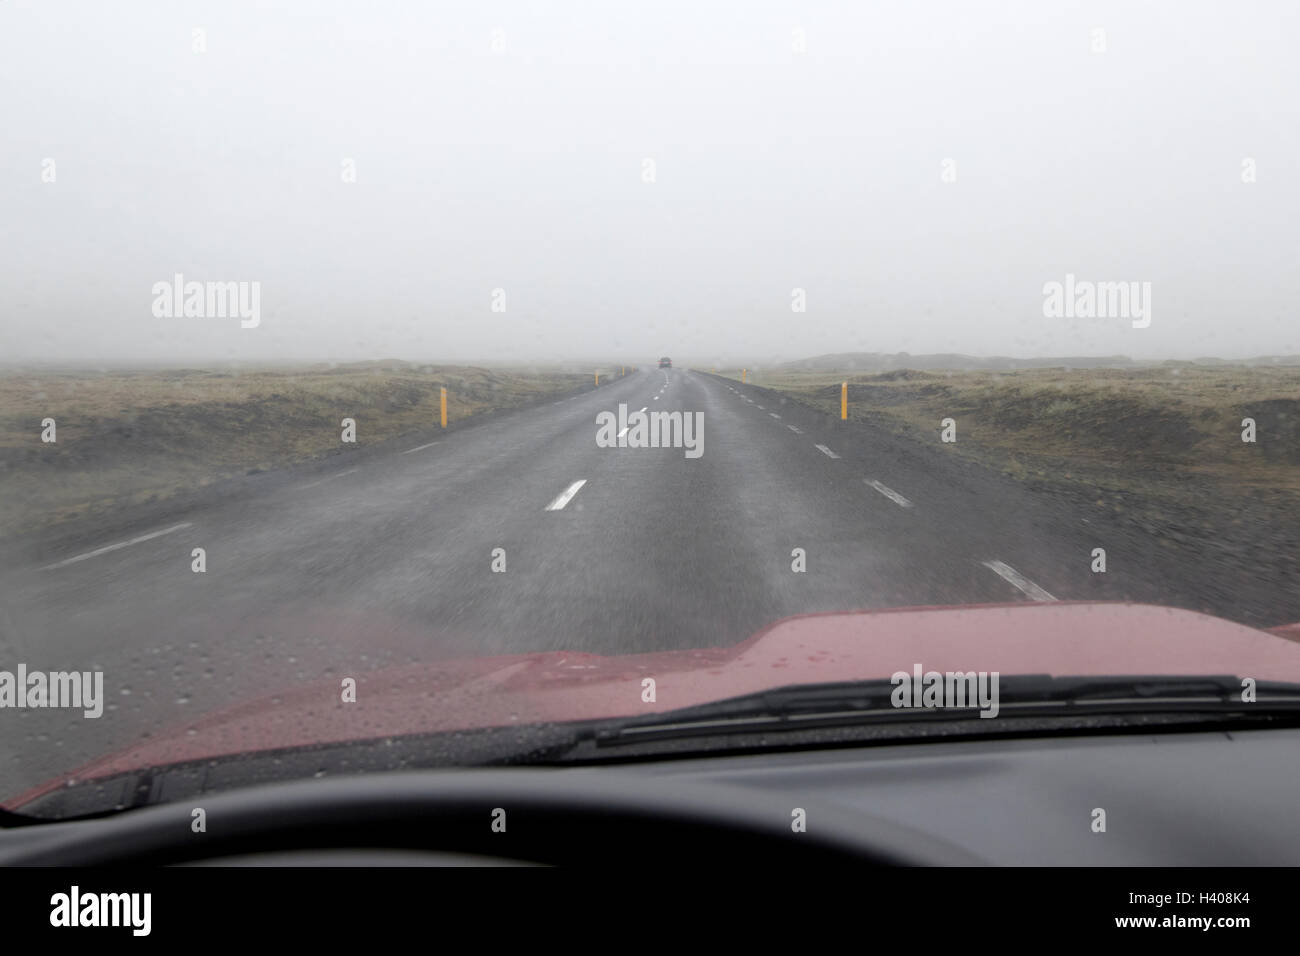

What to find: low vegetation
left=724, top=364, right=1300, bottom=493
left=0, top=362, right=601, bottom=535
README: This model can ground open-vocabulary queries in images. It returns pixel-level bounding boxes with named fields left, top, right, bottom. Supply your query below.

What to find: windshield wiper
left=1, top=723, right=590, bottom=825
left=10, top=676, right=1297, bottom=822
left=590, top=675, right=1300, bottom=746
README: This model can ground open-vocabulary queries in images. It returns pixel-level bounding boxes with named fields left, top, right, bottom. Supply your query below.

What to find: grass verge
left=0, top=361, right=606, bottom=536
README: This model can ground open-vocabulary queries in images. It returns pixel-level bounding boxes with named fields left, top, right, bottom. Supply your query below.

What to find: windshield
left=2, top=0, right=1298, bottom=818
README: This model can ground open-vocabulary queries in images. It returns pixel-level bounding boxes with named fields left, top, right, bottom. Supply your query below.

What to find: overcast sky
left=2, top=0, right=1297, bottom=365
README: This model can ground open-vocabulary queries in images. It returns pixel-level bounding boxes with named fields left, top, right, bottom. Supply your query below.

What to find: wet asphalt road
left=0, top=366, right=1290, bottom=792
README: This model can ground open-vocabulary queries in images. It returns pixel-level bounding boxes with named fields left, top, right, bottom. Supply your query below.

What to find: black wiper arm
left=591, top=675, right=1300, bottom=746
left=999, top=675, right=1300, bottom=712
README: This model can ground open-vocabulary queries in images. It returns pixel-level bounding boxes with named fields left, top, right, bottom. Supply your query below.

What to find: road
left=0, top=366, right=1258, bottom=791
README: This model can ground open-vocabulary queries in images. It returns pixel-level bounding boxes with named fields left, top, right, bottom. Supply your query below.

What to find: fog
left=2, top=0, right=1297, bottom=364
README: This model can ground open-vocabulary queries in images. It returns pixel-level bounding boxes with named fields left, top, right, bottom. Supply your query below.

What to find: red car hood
left=9, top=601, right=1300, bottom=809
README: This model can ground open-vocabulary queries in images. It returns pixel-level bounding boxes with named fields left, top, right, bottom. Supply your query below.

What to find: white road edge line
left=864, top=479, right=914, bottom=509
left=982, top=560, right=1056, bottom=602
left=302, top=467, right=359, bottom=489
left=814, top=444, right=840, bottom=459
left=42, top=522, right=193, bottom=571
left=545, top=479, right=588, bottom=511
left=402, top=441, right=441, bottom=454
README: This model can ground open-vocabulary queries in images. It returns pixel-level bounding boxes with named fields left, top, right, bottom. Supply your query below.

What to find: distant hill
left=778, top=353, right=1300, bottom=372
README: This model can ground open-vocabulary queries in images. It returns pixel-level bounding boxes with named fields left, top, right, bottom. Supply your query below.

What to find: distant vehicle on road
left=658, top=357, right=672, bottom=368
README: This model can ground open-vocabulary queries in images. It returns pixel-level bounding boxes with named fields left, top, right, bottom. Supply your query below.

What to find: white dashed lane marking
left=864, top=479, right=914, bottom=508
left=618, top=410, right=647, bottom=438
left=982, top=560, right=1056, bottom=602
left=545, top=479, right=588, bottom=511
left=41, top=522, right=193, bottom=571
left=814, top=444, right=840, bottom=459
left=402, top=441, right=441, bottom=454
left=787, top=424, right=802, bottom=434
left=302, top=468, right=359, bottom=489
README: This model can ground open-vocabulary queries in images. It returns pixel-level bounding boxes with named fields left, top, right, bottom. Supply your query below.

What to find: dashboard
left=3, top=728, right=1294, bottom=865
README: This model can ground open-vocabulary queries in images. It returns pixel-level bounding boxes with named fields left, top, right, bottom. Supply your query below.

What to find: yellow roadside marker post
left=841, top=382, right=848, bottom=420
left=595, top=371, right=600, bottom=386
left=742, top=368, right=747, bottom=383
left=440, top=387, right=447, bottom=428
